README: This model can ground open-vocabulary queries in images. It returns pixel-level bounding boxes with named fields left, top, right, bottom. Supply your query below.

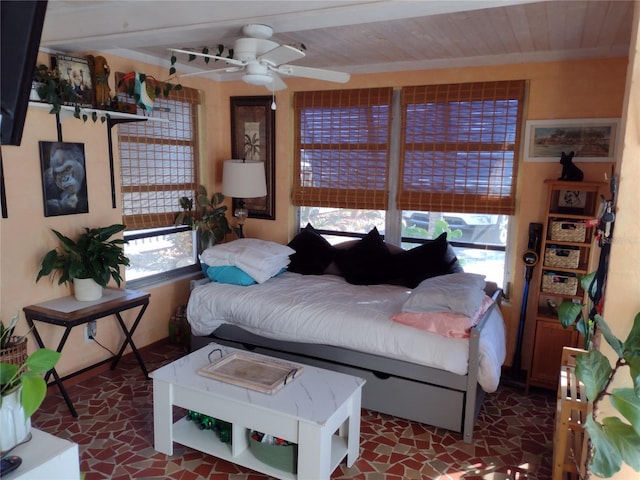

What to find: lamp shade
left=222, top=160, right=267, bottom=198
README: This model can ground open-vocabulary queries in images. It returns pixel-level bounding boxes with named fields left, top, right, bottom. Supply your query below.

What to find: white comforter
left=187, top=272, right=506, bottom=392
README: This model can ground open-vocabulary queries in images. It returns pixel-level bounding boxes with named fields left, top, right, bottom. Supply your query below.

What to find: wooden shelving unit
left=527, top=180, right=604, bottom=390
left=552, top=347, right=589, bottom=480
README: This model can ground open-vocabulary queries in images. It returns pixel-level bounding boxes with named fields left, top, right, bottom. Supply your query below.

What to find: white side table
left=3, top=428, right=80, bottom=479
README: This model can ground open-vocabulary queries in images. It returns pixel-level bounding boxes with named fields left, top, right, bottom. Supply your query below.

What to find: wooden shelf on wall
left=28, top=101, right=169, bottom=123
left=29, top=100, right=169, bottom=209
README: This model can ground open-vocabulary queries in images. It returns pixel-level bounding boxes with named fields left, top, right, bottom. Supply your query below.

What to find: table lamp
left=221, top=159, right=267, bottom=238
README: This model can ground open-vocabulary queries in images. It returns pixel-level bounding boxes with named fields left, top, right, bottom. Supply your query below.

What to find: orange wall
left=596, top=5, right=640, bottom=479
left=0, top=53, right=628, bottom=379
left=220, top=58, right=627, bottom=370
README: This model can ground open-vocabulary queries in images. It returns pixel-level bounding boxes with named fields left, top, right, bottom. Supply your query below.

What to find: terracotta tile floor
left=33, top=343, right=554, bottom=480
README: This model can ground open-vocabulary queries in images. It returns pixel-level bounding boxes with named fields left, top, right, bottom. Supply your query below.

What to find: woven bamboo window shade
left=398, top=80, right=525, bottom=215
left=118, top=84, right=201, bottom=230
left=292, top=88, right=393, bottom=210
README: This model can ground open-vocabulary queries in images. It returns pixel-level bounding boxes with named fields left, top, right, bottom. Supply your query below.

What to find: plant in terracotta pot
left=175, top=185, right=232, bottom=252
left=1, top=314, right=60, bottom=452
left=36, top=224, right=130, bottom=301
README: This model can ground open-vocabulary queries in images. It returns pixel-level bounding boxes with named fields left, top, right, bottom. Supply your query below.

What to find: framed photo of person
left=54, top=54, right=94, bottom=108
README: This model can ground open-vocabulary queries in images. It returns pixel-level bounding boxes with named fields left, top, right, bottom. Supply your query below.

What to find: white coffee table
left=150, top=343, right=365, bottom=480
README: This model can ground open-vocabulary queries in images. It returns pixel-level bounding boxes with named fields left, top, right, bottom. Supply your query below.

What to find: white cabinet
left=4, top=428, right=80, bottom=480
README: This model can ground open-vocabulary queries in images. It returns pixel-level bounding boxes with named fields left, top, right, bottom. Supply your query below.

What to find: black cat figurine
left=558, top=151, right=584, bottom=181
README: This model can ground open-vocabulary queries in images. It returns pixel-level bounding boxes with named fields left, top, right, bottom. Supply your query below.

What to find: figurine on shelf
left=88, top=55, right=111, bottom=109
left=558, top=151, right=584, bottom=181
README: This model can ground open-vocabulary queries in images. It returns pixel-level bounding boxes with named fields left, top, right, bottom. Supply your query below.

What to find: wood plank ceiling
left=40, top=0, right=634, bottom=79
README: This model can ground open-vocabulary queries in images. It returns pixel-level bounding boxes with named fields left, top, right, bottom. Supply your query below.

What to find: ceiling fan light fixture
left=242, top=73, right=273, bottom=86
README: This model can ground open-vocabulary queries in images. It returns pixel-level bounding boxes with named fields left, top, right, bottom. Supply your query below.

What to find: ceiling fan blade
left=178, top=66, right=243, bottom=78
left=258, top=44, right=305, bottom=66
left=275, top=64, right=350, bottom=83
left=267, top=72, right=287, bottom=91
left=168, top=47, right=245, bottom=67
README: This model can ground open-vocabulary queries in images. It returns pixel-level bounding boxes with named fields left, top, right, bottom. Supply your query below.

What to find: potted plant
left=1, top=314, right=60, bottom=452
left=32, top=64, right=72, bottom=115
left=36, top=224, right=130, bottom=301
left=175, top=185, right=232, bottom=252
left=558, top=275, right=640, bottom=478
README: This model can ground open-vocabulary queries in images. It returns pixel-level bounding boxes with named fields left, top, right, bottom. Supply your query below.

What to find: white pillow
left=199, top=239, right=294, bottom=283
left=402, top=272, right=487, bottom=316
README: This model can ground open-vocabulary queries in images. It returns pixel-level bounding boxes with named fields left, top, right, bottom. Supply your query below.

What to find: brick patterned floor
left=32, top=343, right=554, bottom=479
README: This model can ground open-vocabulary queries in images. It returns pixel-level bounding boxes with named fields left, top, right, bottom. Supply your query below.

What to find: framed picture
left=230, top=96, right=275, bottom=220
left=54, top=54, right=94, bottom=108
left=557, top=189, right=587, bottom=214
left=523, top=118, right=619, bottom=162
left=40, top=141, right=89, bottom=217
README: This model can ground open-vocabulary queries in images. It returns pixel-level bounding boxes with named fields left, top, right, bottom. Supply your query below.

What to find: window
left=398, top=81, right=524, bottom=214
left=294, top=81, right=526, bottom=287
left=117, top=84, right=201, bottom=284
left=293, top=88, right=393, bottom=209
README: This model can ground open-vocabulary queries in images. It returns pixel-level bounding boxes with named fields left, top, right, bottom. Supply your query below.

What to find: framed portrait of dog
left=39, top=141, right=89, bottom=217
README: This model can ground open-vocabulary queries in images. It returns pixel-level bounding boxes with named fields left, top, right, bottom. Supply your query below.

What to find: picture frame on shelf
left=39, top=141, right=89, bottom=217
left=54, top=54, right=94, bottom=108
left=230, top=96, right=276, bottom=220
left=557, top=189, right=587, bottom=214
left=523, top=118, right=619, bottom=162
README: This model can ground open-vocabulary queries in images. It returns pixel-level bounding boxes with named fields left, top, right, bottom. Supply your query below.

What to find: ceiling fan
left=168, top=24, right=350, bottom=91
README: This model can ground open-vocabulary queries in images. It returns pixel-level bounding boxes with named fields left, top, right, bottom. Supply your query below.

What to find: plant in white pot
left=36, top=224, right=130, bottom=301
left=1, top=315, right=60, bottom=453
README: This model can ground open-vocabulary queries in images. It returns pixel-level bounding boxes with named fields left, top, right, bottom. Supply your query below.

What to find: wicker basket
left=542, top=272, right=578, bottom=296
left=544, top=246, right=580, bottom=269
left=0, top=337, right=27, bottom=366
left=550, top=220, right=586, bottom=242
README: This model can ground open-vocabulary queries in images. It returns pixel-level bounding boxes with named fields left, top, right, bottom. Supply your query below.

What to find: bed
left=187, top=227, right=507, bottom=443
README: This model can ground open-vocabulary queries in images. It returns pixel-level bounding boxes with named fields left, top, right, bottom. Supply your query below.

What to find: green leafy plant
left=36, top=224, right=130, bottom=288
left=564, top=312, right=640, bottom=478
left=558, top=271, right=598, bottom=349
left=33, top=64, right=108, bottom=123
left=1, top=313, right=59, bottom=418
left=559, top=272, right=640, bottom=478
left=175, top=185, right=231, bottom=251
left=0, top=314, right=23, bottom=350
left=166, top=44, right=235, bottom=88
left=0, top=347, right=61, bottom=418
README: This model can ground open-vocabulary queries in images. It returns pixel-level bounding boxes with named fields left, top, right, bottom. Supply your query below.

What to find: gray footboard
left=190, top=286, right=501, bottom=443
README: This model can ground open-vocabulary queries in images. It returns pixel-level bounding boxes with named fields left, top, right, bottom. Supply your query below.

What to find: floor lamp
left=221, top=159, right=267, bottom=238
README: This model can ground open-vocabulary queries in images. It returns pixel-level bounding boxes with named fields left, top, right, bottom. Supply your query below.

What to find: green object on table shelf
left=186, top=410, right=232, bottom=443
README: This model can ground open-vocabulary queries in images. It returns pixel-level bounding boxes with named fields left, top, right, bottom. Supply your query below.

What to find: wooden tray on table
left=197, top=351, right=303, bottom=394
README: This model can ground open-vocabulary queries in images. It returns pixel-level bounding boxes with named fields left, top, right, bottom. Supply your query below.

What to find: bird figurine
left=134, top=72, right=155, bottom=115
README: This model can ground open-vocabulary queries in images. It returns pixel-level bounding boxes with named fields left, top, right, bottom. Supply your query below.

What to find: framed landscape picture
left=523, top=118, right=619, bottom=162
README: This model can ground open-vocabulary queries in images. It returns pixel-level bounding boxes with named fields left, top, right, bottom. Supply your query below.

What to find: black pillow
left=287, top=224, right=336, bottom=275
left=389, top=232, right=461, bottom=288
left=334, top=227, right=392, bottom=285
